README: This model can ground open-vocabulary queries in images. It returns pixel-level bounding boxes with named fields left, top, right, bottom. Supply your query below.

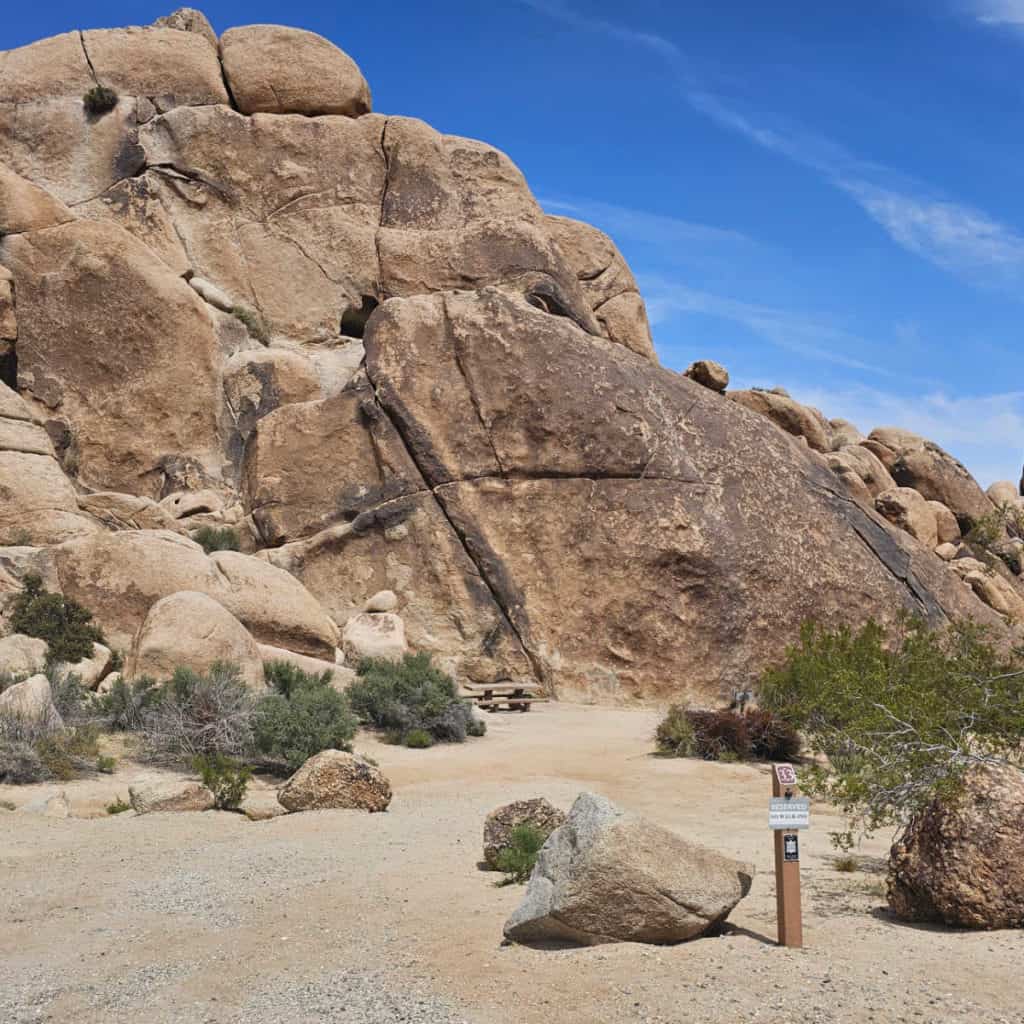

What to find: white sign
left=769, top=797, right=810, bottom=830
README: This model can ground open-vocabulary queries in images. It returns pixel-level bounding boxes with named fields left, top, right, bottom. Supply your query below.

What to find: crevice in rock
left=270, top=228, right=342, bottom=286
left=147, top=162, right=234, bottom=203
left=0, top=345, right=16, bottom=390
left=215, top=45, right=240, bottom=113
left=374, top=117, right=392, bottom=300
left=341, top=295, right=379, bottom=340
left=591, top=287, right=639, bottom=314
left=78, top=30, right=100, bottom=86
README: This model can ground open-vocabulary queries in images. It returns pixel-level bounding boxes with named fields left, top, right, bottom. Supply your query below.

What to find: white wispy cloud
left=965, top=0, right=1024, bottom=26
left=639, top=275, right=897, bottom=377
left=522, top=1, right=1024, bottom=291
left=779, top=382, right=1024, bottom=487
left=540, top=196, right=755, bottom=248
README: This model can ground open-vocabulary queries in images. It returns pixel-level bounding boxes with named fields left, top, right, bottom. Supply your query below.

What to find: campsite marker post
left=769, top=762, right=808, bottom=948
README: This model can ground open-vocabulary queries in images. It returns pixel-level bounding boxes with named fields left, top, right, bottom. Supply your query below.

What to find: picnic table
left=461, top=681, right=547, bottom=712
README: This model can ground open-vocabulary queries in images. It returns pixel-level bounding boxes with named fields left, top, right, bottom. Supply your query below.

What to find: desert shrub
left=349, top=653, right=480, bottom=745
left=0, top=739, right=45, bottom=784
left=34, top=725, right=100, bottom=781
left=139, top=663, right=255, bottom=765
left=193, top=525, right=240, bottom=554
left=231, top=305, right=270, bottom=344
left=252, top=677, right=357, bottom=774
left=0, top=799, right=15, bottom=811
left=82, top=85, right=118, bottom=116
left=403, top=728, right=433, bottom=749
left=264, top=660, right=332, bottom=699
left=494, top=824, right=546, bottom=885
left=686, top=708, right=753, bottom=760
left=654, top=704, right=696, bottom=757
left=47, top=667, right=90, bottom=724
left=193, top=753, right=252, bottom=810
left=743, top=708, right=801, bottom=761
left=10, top=574, right=104, bottom=664
left=833, top=855, right=859, bottom=873
left=759, top=617, right=1024, bottom=842
left=98, top=675, right=160, bottom=732
left=96, top=754, right=116, bottom=774
left=106, top=795, right=131, bottom=815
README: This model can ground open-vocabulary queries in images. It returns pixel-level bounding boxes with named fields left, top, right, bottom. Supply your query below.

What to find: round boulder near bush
left=483, top=797, right=566, bottom=870
left=887, top=765, right=1024, bottom=929
left=277, top=749, right=392, bottom=813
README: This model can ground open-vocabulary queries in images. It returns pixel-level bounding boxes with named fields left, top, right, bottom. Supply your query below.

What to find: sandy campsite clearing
left=1, top=703, right=1022, bottom=1024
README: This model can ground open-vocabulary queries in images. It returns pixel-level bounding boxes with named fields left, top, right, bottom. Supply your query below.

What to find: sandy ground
left=1, top=703, right=1022, bottom=1024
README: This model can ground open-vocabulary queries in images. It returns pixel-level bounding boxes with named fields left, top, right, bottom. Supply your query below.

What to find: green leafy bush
left=193, top=526, right=241, bottom=554
left=96, top=754, right=117, bottom=774
left=193, top=753, right=252, bottom=810
left=759, top=617, right=1024, bottom=841
left=34, top=726, right=100, bottom=781
left=139, top=663, right=255, bottom=765
left=264, top=660, right=332, bottom=699
left=494, top=824, right=546, bottom=885
left=654, top=704, right=696, bottom=757
left=403, top=728, right=433, bottom=749
left=10, top=574, right=104, bottom=664
left=98, top=675, right=160, bottom=732
left=82, top=84, right=118, bottom=116
left=106, top=795, right=131, bottom=815
left=348, top=653, right=480, bottom=745
left=253, top=671, right=356, bottom=774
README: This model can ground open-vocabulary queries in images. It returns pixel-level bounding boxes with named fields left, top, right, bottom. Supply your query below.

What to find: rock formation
left=0, top=10, right=1018, bottom=703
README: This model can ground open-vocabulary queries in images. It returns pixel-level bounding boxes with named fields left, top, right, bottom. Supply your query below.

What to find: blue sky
left=7, top=1, right=1024, bottom=486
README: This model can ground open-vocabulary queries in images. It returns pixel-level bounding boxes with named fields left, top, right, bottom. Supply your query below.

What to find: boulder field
left=0, top=10, right=1019, bottom=701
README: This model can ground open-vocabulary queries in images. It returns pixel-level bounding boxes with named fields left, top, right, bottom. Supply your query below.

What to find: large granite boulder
left=220, top=25, right=371, bottom=116
left=728, top=389, right=831, bottom=452
left=277, top=750, right=392, bottom=813
left=874, top=488, right=939, bottom=548
left=888, top=766, right=1024, bottom=929
left=0, top=673, right=62, bottom=730
left=504, top=793, right=754, bottom=945
left=0, top=634, right=48, bottom=676
left=127, top=590, right=265, bottom=689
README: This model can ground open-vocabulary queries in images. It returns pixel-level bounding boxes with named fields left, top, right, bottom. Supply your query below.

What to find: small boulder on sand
left=277, top=750, right=392, bottom=813
left=129, top=781, right=215, bottom=814
left=504, top=792, right=754, bottom=946
left=483, top=797, right=567, bottom=869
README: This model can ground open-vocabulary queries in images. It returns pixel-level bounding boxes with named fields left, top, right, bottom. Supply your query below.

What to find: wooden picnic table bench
left=461, top=682, right=547, bottom=712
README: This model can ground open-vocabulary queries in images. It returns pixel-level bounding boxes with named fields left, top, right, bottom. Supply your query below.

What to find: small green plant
left=193, top=753, right=252, bottom=811
left=107, top=649, right=125, bottom=673
left=82, top=85, right=118, bottom=117
left=96, top=754, right=117, bottom=774
left=494, top=824, right=546, bottom=885
left=349, top=653, right=480, bottom=744
left=834, top=855, right=859, bottom=873
left=654, top=704, right=696, bottom=757
left=106, top=795, right=131, bottom=815
left=10, top=528, right=32, bottom=546
left=99, top=675, right=160, bottom=732
left=34, top=726, right=100, bottom=781
left=10, top=574, right=105, bottom=664
left=264, top=660, right=332, bottom=699
left=193, top=525, right=241, bottom=554
left=231, top=305, right=270, bottom=344
left=403, top=728, right=433, bottom=749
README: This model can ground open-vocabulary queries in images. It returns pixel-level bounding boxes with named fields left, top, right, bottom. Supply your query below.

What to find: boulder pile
left=0, top=9, right=1018, bottom=703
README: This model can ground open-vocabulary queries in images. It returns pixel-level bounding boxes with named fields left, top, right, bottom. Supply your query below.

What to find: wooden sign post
left=770, top=763, right=806, bottom=948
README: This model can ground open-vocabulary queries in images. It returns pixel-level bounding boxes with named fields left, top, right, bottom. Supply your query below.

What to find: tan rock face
left=77, top=492, right=182, bottom=533
left=341, top=612, right=407, bottom=663
left=888, top=766, right=1024, bottom=929
left=277, top=750, right=392, bottom=813
left=0, top=634, right=48, bottom=676
left=152, top=8, right=219, bottom=49
left=0, top=166, right=74, bottom=235
left=683, top=360, right=729, bottom=393
left=504, top=793, right=754, bottom=945
left=987, top=481, right=1019, bottom=507
left=874, top=488, right=939, bottom=549
left=545, top=214, right=655, bottom=360
left=220, top=25, right=371, bottom=117
left=127, top=590, right=265, bottom=689
left=833, top=445, right=896, bottom=498
left=129, top=781, right=215, bottom=814
left=483, top=798, right=567, bottom=870
left=928, top=501, right=962, bottom=546
left=3, top=220, right=223, bottom=497
left=0, top=673, right=62, bottom=730
left=728, top=389, right=831, bottom=452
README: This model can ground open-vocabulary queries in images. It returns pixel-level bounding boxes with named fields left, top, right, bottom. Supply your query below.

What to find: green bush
left=759, top=617, right=1024, bottom=841
left=82, top=85, right=118, bottom=116
left=348, top=653, right=479, bottom=744
left=494, top=824, right=546, bottom=885
left=96, top=754, right=117, bottom=774
left=193, top=526, right=241, bottom=554
left=264, top=660, right=332, bottom=699
left=193, top=753, right=252, bottom=810
left=98, top=675, right=160, bottom=732
left=34, top=726, right=100, bottom=781
left=139, top=663, right=255, bottom=765
left=654, top=705, right=696, bottom=757
left=231, top=305, right=270, bottom=344
left=253, top=675, right=357, bottom=774
left=106, top=795, right=131, bottom=815
left=0, top=740, right=45, bottom=784
left=10, top=574, right=104, bottom=664
left=403, top=728, right=433, bottom=749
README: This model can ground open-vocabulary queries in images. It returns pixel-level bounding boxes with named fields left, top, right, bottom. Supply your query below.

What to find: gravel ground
left=2, top=704, right=1022, bottom=1024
